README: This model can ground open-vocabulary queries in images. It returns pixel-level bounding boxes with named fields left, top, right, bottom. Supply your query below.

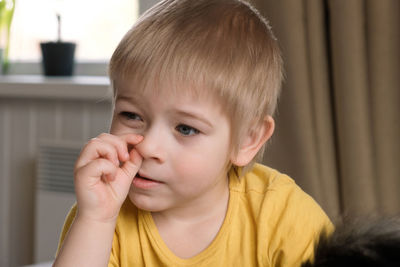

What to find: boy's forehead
left=115, top=78, right=223, bottom=106
left=117, top=89, right=225, bottom=122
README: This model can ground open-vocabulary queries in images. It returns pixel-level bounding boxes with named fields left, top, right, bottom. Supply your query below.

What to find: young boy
left=54, top=0, right=333, bottom=266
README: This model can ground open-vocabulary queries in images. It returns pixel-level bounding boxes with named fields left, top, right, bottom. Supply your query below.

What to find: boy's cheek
left=109, top=121, right=130, bottom=135
left=110, top=119, right=145, bottom=137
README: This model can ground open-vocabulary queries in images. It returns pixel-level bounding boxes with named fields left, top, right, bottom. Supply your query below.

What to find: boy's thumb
left=120, top=149, right=143, bottom=182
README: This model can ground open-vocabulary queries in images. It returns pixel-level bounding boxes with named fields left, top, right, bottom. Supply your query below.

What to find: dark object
left=301, top=217, right=400, bottom=267
left=40, top=41, right=76, bottom=76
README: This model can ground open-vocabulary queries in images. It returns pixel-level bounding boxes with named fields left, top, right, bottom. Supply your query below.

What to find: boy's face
left=110, top=81, right=232, bottom=212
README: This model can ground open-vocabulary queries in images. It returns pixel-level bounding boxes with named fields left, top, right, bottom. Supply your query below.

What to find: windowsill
left=0, top=75, right=112, bottom=101
left=6, top=61, right=109, bottom=76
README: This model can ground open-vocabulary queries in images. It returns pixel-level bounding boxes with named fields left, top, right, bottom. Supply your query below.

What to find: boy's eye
left=120, top=112, right=142, bottom=121
left=176, top=124, right=200, bottom=136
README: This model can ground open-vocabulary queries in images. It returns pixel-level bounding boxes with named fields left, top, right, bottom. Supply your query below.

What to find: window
left=9, top=0, right=139, bottom=62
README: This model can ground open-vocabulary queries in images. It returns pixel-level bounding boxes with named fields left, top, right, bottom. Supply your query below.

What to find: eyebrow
left=115, top=95, right=140, bottom=102
left=115, top=95, right=147, bottom=108
left=173, top=110, right=214, bottom=128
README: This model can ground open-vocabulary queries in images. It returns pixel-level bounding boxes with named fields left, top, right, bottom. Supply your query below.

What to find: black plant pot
left=40, top=42, right=76, bottom=76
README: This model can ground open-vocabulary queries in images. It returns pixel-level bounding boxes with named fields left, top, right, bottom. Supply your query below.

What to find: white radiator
left=34, top=141, right=81, bottom=263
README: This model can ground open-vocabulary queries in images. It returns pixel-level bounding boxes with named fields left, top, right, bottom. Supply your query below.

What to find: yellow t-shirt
left=58, top=164, right=333, bottom=266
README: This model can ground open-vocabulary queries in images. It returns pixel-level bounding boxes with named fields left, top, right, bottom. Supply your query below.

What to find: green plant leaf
left=0, top=0, right=15, bottom=73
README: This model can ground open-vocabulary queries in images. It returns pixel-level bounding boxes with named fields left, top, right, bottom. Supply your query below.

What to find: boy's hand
left=74, top=133, right=143, bottom=223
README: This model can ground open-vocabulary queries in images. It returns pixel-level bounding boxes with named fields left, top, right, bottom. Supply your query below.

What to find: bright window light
left=9, top=0, right=138, bottom=62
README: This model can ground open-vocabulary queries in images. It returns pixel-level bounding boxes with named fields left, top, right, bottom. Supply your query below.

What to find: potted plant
left=0, top=0, right=15, bottom=74
left=40, top=13, right=76, bottom=76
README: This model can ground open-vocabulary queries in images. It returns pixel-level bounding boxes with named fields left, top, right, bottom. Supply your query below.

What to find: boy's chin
left=128, top=192, right=166, bottom=212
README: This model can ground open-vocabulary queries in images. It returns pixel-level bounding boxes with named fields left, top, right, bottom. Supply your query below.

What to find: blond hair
left=109, top=0, right=283, bottom=173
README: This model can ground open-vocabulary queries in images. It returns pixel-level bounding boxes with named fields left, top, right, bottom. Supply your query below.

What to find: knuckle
left=97, top=158, right=109, bottom=169
left=98, top=133, right=109, bottom=139
left=97, top=158, right=114, bottom=172
left=88, top=137, right=100, bottom=146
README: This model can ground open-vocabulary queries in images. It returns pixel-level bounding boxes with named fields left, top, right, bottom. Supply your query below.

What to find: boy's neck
left=151, top=175, right=230, bottom=259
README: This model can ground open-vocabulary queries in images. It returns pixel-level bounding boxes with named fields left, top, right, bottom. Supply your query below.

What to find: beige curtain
left=251, top=0, right=400, bottom=220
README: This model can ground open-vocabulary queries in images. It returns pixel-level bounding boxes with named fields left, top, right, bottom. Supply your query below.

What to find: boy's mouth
left=133, top=173, right=163, bottom=189
left=136, top=173, right=160, bottom=182
left=136, top=174, right=152, bottom=181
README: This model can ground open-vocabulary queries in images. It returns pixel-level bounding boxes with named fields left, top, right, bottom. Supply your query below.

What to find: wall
left=0, top=75, right=112, bottom=267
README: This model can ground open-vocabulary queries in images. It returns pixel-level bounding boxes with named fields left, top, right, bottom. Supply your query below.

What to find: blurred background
left=0, top=0, right=399, bottom=266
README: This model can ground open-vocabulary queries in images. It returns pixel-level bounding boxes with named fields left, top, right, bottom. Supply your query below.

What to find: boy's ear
left=230, top=116, right=275, bottom=167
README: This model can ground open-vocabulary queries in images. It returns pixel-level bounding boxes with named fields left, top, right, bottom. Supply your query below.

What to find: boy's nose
left=134, top=127, right=165, bottom=163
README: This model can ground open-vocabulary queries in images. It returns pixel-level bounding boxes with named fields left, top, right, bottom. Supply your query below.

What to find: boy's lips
left=136, top=172, right=160, bottom=182
left=132, top=172, right=163, bottom=189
